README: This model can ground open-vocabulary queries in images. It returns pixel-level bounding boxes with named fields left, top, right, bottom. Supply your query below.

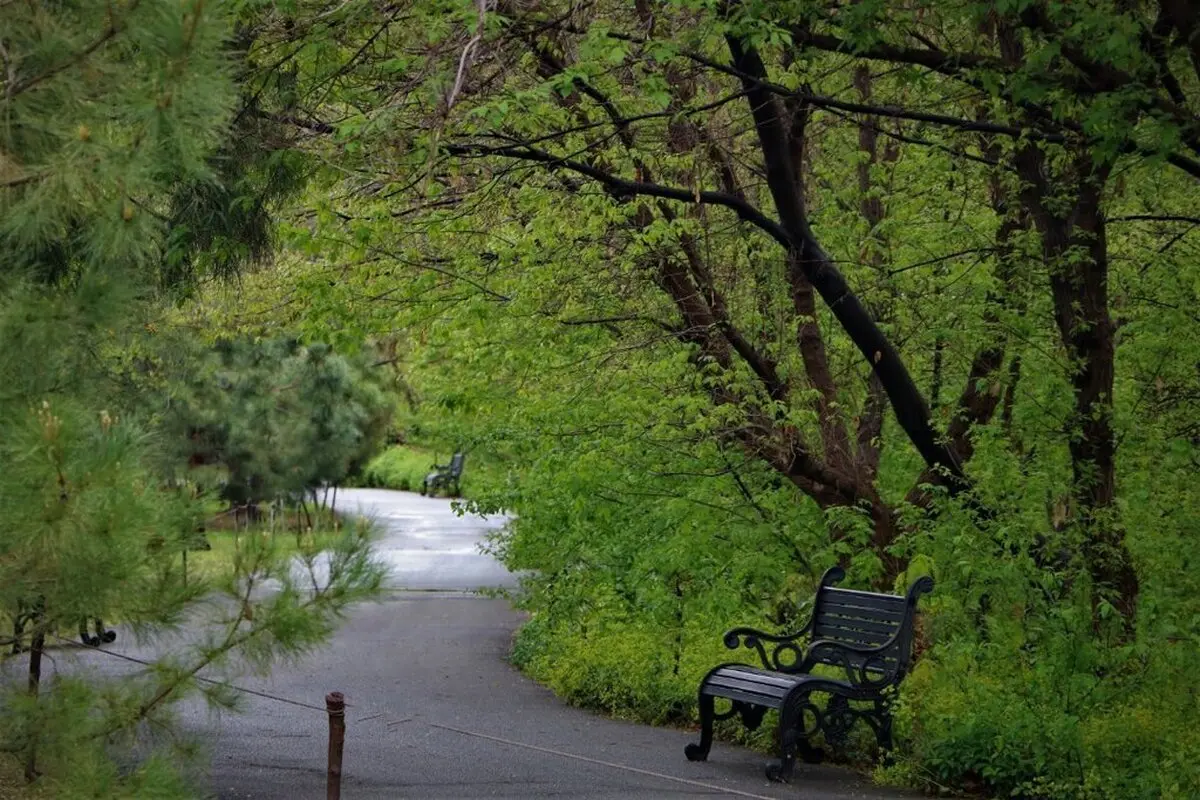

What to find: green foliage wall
left=414, top=302, right=1200, bottom=800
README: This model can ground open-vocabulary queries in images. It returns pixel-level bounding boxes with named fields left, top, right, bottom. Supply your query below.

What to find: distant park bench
left=9, top=598, right=115, bottom=654
left=685, top=567, right=933, bottom=782
left=9, top=529, right=210, bottom=654
left=421, top=452, right=465, bottom=497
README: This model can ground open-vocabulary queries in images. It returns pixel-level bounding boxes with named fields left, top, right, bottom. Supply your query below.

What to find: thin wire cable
left=48, top=635, right=329, bottom=712
left=50, top=638, right=780, bottom=798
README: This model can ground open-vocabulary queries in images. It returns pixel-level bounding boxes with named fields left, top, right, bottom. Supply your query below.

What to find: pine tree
left=150, top=334, right=391, bottom=517
left=1, top=3, right=383, bottom=793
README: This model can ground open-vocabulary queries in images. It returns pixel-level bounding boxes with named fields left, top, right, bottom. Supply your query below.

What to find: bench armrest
left=804, top=637, right=902, bottom=688
left=722, top=618, right=814, bottom=672
left=720, top=567, right=847, bottom=672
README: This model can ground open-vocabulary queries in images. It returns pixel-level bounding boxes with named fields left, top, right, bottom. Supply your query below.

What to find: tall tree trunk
left=1058, top=205, right=1139, bottom=629
left=1015, top=146, right=1139, bottom=632
left=726, top=34, right=968, bottom=492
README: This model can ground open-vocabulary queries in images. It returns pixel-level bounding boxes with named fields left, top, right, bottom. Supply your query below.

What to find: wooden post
left=25, top=620, right=45, bottom=781
left=326, top=691, right=345, bottom=800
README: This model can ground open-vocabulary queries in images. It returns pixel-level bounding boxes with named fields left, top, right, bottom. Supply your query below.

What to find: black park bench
left=10, top=597, right=115, bottom=654
left=684, top=567, right=933, bottom=782
left=421, top=452, right=465, bottom=497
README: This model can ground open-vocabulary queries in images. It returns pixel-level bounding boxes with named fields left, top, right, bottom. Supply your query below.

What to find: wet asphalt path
left=67, top=489, right=913, bottom=799
left=338, top=488, right=518, bottom=592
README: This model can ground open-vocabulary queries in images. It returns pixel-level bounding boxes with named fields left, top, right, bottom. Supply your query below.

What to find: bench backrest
left=447, top=452, right=465, bottom=477
left=803, top=567, right=932, bottom=684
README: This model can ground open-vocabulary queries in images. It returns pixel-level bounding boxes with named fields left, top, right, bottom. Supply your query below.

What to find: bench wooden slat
left=823, top=585, right=909, bottom=604
left=715, top=666, right=802, bottom=688
left=821, top=588, right=907, bottom=613
left=820, top=600, right=907, bottom=623
left=815, top=613, right=898, bottom=636
left=814, top=629, right=890, bottom=648
left=815, top=627, right=882, bottom=645
left=814, top=623, right=895, bottom=646
left=808, top=654, right=898, bottom=674
left=815, top=631, right=892, bottom=649
left=819, top=612, right=901, bottom=626
left=706, top=675, right=795, bottom=701
left=707, top=685, right=790, bottom=708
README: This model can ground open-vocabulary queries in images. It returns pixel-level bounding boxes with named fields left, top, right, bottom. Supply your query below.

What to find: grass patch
left=0, top=754, right=50, bottom=800
left=184, top=527, right=351, bottom=583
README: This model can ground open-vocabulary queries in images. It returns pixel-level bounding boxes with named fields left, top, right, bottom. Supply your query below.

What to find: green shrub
left=512, top=603, right=776, bottom=753
left=359, top=446, right=437, bottom=492
left=880, top=636, right=1200, bottom=800
left=512, top=612, right=699, bottom=725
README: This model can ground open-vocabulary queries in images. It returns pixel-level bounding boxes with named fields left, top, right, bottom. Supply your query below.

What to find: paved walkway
left=77, top=490, right=915, bottom=798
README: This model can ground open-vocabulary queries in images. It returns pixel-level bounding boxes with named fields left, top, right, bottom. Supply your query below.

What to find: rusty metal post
left=326, top=691, right=345, bottom=800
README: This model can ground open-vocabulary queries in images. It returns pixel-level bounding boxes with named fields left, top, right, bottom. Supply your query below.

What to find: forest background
left=5, top=1, right=1200, bottom=798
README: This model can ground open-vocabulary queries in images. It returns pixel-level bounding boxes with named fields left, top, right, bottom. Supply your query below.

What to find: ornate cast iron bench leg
left=13, top=600, right=114, bottom=652
left=79, top=617, right=115, bottom=647
left=11, top=598, right=43, bottom=655
left=871, top=699, right=894, bottom=757
left=739, top=703, right=767, bottom=731
left=686, top=694, right=773, bottom=762
left=814, top=695, right=854, bottom=762
left=767, top=698, right=800, bottom=782
left=796, top=737, right=825, bottom=765
left=684, top=693, right=714, bottom=761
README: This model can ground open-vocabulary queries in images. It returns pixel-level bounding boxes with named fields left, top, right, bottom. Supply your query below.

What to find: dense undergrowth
left=501, top=509, right=1200, bottom=800
left=437, top=421, right=1200, bottom=800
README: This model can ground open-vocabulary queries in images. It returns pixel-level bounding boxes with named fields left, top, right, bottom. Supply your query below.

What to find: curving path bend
left=339, top=488, right=518, bottom=592
left=78, top=489, right=917, bottom=798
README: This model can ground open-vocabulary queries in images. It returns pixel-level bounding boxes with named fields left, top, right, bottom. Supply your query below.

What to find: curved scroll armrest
left=805, top=637, right=901, bottom=688
left=721, top=618, right=814, bottom=671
